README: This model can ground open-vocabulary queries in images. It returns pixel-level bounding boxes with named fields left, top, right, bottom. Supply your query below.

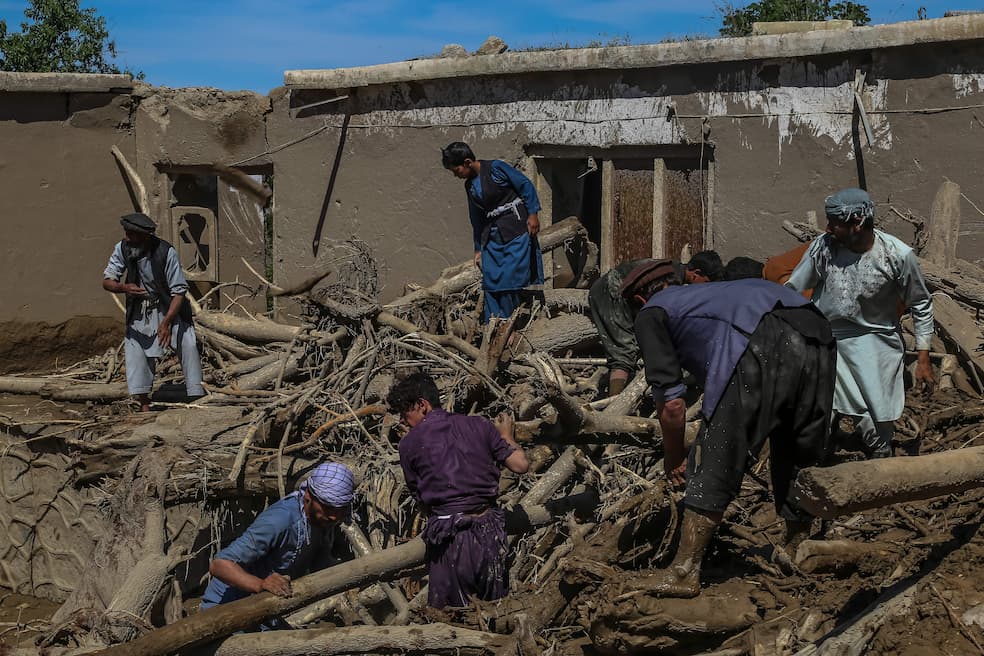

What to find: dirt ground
left=0, top=591, right=61, bottom=649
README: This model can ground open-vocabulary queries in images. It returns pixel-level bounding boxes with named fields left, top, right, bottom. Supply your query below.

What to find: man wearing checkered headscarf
left=787, top=188, right=935, bottom=459
left=200, top=462, right=355, bottom=617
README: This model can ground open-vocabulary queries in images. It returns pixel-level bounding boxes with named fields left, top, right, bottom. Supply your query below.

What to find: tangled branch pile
left=2, top=216, right=984, bottom=655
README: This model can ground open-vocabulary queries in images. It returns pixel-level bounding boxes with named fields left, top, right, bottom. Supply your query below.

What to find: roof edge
left=285, top=14, right=984, bottom=90
left=0, top=72, right=134, bottom=93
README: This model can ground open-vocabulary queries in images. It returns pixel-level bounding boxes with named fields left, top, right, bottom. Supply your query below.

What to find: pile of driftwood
left=1, top=213, right=984, bottom=656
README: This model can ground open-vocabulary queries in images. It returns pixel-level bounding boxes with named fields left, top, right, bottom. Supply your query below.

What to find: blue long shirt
left=200, top=493, right=332, bottom=608
left=467, top=160, right=542, bottom=251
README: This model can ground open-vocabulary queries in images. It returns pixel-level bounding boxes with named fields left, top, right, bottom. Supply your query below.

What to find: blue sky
left=0, top=0, right=976, bottom=92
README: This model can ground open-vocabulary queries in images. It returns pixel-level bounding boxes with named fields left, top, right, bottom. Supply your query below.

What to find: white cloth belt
left=486, top=198, right=524, bottom=220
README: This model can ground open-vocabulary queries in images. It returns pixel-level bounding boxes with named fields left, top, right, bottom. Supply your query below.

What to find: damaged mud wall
left=0, top=76, right=272, bottom=372
left=0, top=76, right=136, bottom=372
left=271, top=18, right=984, bottom=300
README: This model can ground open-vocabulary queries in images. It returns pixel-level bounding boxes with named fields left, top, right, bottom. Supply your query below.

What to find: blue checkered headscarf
left=301, top=462, right=355, bottom=507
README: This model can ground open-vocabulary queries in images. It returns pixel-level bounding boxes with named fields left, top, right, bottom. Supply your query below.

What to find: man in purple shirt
left=627, top=261, right=836, bottom=598
left=386, top=373, right=529, bottom=608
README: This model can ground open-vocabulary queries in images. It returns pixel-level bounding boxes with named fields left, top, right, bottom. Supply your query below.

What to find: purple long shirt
left=399, top=409, right=516, bottom=516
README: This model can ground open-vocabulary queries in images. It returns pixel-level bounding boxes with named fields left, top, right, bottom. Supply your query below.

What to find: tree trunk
left=0, top=376, right=50, bottom=394
left=196, top=311, right=303, bottom=343
left=205, top=623, right=507, bottom=656
left=519, top=313, right=598, bottom=356
left=234, top=355, right=301, bottom=391
left=924, top=180, right=961, bottom=269
left=792, top=445, right=984, bottom=519
left=385, top=217, right=588, bottom=309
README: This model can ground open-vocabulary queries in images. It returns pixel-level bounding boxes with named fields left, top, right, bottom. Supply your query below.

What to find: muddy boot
left=860, top=418, right=894, bottom=459
left=639, top=508, right=720, bottom=598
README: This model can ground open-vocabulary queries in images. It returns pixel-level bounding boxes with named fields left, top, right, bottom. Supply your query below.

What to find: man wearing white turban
left=786, top=188, right=935, bottom=458
left=201, top=462, right=355, bottom=617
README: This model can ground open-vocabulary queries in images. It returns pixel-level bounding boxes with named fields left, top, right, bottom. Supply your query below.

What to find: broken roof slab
left=0, top=72, right=134, bottom=93
left=284, top=14, right=984, bottom=91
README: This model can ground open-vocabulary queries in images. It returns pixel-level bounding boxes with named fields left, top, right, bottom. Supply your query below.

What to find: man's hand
left=494, top=411, right=515, bottom=442
left=473, top=251, right=482, bottom=269
left=914, top=350, right=935, bottom=394
left=527, top=212, right=540, bottom=237
left=259, top=573, right=292, bottom=598
left=157, top=320, right=172, bottom=348
left=665, top=459, right=687, bottom=490
left=657, top=397, right=688, bottom=490
left=121, top=283, right=148, bottom=298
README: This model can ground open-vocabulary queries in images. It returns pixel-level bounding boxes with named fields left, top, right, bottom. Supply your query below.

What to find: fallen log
left=91, top=493, right=601, bottom=656
left=924, top=181, right=961, bottom=270
left=207, top=623, right=507, bottom=656
left=235, top=354, right=301, bottom=391
left=196, top=311, right=304, bottom=344
left=0, top=376, right=50, bottom=394
left=41, top=382, right=129, bottom=402
left=386, top=216, right=588, bottom=309
left=196, top=325, right=265, bottom=360
left=932, top=292, right=984, bottom=389
left=792, top=445, right=984, bottom=519
left=794, top=539, right=899, bottom=575
left=516, top=313, right=598, bottom=356
left=221, top=353, right=282, bottom=378
left=339, top=522, right=410, bottom=625
left=793, top=579, right=920, bottom=656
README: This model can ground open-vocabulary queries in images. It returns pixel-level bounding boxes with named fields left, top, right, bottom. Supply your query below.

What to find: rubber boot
left=860, top=416, right=894, bottom=459
left=640, top=508, right=720, bottom=598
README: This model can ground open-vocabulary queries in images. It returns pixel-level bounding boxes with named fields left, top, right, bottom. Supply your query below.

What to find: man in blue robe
left=442, top=142, right=544, bottom=323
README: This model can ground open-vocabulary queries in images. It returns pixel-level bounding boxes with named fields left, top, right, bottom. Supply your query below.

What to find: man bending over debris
left=102, top=212, right=203, bottom=411
left=442, top=142, right=544, bottom=323
left=786, top=188, right=934, bottom=458
left=632, top=263, right=836, bottom=597
left=387, top=373, right=529, bottom=608
left=588, top=252, right=722, bottom=396
left=201, top=462, right=354, bottom=617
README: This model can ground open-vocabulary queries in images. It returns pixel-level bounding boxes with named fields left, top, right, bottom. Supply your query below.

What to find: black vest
left=465, top=160, right=530, bottom=246
left=121, top=237, right=194, bottom=324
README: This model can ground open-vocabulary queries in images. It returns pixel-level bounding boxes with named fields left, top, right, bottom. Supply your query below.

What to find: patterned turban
left=302, top=462, right=355, bottom=507
left=824, top=188, right=874, bottom=223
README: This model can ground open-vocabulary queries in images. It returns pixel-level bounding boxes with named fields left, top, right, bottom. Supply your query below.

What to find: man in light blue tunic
left=442, top=142, right=544, bottom=323
left=103, top=212, right=204, bottom=411
left=200, top=462, right=355, bottom=628
left=786, top=188, right=935, bottom=458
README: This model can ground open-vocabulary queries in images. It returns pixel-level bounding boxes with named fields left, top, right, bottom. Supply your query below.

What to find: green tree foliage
left=718, top=0, right=871, bottom=37
left=0, top=0, right=140, bottom=76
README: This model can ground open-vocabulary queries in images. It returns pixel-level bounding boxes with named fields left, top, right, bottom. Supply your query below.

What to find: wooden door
left=610, top=159, right=655, bottom=265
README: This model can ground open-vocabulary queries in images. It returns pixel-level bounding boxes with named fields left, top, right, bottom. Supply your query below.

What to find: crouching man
left=200, top=462, right=355, bottom=622
left=631, top=265, right=836, bottom=597
left=387, top=373, right=529, bottom=609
